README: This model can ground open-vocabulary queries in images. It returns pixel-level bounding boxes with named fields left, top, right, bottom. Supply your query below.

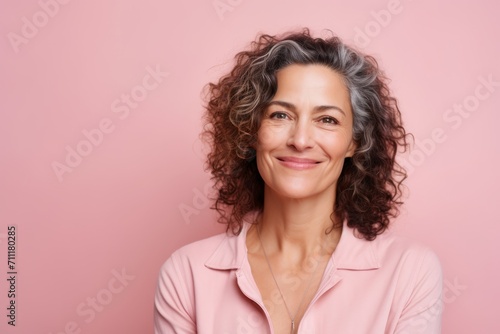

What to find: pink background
left=1, top=0, right=499, bottom=333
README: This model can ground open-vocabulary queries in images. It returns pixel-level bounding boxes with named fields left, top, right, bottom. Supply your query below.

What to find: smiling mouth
left=276, top=157, right=321, bottom=169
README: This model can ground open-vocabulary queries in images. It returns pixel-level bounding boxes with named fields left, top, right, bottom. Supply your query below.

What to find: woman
left=154, top=29, right=442, bottom=334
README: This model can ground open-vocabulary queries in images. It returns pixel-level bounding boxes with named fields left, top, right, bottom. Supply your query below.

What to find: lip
left=276, top=156, right=321, bottom=170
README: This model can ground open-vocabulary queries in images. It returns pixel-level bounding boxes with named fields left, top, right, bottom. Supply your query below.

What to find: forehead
left=272, top=64, right=351, bottom=112
left=274, top=64, right=348, bottom=92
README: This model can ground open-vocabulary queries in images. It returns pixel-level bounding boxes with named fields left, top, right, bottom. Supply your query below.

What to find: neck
left=256, top=186, right=342, bottom=262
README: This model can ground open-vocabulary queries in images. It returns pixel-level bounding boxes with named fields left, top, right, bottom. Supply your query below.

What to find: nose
left=286, top=119, right=314, bottom=151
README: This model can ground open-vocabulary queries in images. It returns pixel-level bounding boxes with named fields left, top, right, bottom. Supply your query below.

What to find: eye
left=319, top=116, right=339, bottom=125
left=269, top=112, right=288, bottom=120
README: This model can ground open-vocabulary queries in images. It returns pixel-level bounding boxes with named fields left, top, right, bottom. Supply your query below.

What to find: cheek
left=255, top=149, right=271, bottom=186
left=256, top=124, right=283, bottom=149
left=321, top=133, right=355, bottom=158
left=255, top=127, right=279, bottom=177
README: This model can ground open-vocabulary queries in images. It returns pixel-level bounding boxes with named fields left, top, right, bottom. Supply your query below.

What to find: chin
left=267, top=183, right=332, bottom=201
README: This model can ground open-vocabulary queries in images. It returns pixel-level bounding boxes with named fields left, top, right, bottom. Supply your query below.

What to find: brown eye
left=270, top=112, right=288, bottom=119
left=320, top=116, right=338, bottom=125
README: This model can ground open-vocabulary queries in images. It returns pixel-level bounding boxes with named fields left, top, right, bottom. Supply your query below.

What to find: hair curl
left=202, top=28, right=410, bottom=240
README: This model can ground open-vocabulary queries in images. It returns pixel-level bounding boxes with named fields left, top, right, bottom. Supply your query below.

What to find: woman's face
left=255, top=64, right=356, bottom=201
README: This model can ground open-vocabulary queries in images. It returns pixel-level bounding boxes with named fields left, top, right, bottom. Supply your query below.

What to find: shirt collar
left=205, top=222, right=251, bottom=270
left=205, top=221, right=380, bottom=271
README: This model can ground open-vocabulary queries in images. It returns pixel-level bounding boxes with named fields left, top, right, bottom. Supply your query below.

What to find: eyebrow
left=266, top=100, right=346, bottom=116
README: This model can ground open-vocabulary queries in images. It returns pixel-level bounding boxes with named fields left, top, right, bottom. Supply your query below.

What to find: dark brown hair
left=202, top=28, right=409, bottom=240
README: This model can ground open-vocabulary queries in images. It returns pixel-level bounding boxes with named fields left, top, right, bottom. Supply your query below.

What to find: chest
left=247, top=252, right=330, bottom=334
left=196, top=265, right=405, bottom=334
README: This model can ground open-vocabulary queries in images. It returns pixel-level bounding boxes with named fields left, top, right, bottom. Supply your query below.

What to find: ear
left=345, top=139, right=357, bottom=158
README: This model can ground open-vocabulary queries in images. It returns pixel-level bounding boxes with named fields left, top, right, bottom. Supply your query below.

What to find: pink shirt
left=154, top=222, right=442, bottom=333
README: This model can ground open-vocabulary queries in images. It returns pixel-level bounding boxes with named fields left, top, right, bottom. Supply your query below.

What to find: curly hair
left=202, top=28, right=410, bottom=241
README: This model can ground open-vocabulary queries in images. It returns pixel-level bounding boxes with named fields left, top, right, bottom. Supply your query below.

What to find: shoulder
left=159, top=231, right=230, bottom=273
left=338, top=223, right=441, bottom=276
left=371, top=232, right=444, bottom=330
left=154, top=232, right=233, bottom=331
left=373, top=230, right=442, bottom=290
left=375, top=231, right=441, bottom=267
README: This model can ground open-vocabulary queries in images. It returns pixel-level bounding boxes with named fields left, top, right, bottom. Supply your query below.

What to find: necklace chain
left=257, top=226, right=323, bottom=334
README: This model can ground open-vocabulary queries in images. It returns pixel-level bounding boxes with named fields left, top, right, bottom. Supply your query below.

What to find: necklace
left=257, top=226, right=323, bottom=334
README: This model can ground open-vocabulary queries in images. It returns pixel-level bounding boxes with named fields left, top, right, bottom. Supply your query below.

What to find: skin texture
left=247, top=64, right=357, bottom=334
left=255, top=64, right=356, bottom=202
